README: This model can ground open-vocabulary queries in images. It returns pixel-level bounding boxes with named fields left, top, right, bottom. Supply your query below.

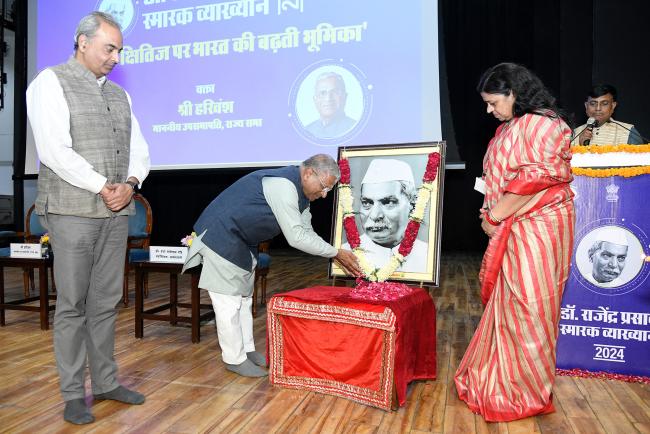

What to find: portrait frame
left=329, top=142, right=446, bottom=285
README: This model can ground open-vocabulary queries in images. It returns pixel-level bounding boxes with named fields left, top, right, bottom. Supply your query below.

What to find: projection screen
left=26, top=0, right=441, bottom=173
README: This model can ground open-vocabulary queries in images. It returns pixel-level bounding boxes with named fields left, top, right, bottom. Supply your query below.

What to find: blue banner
left=556, top=174, right=650, bottom=377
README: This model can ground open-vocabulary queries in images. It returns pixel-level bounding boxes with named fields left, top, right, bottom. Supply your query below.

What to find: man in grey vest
left=26, top=12, right=150, bottom=425
left=183, top=154, right=360, bottom=377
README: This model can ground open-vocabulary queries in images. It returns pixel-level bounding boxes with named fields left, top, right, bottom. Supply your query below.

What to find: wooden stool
left=133, top=261, right=214, bottom=343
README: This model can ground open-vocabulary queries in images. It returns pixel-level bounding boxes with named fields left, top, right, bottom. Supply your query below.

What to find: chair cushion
left=257, top=252, right=271, bottom=269
left=29, top=212, right=47, bottom=236
left=128, top=199, right=149, bottom=237
left=129, top=249, right=150, bottom=263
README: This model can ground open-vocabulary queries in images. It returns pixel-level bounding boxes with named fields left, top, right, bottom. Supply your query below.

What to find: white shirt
left=26, top=68, right=151, bottom=194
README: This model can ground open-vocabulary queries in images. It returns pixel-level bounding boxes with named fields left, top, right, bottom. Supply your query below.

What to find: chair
left=252, top=240, right=271, bottom=317
left=24, top=204, right=47, bottom=243
left=123, top=194, right=153, bottom=307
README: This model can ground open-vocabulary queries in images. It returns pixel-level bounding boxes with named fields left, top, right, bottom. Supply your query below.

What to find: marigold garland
left=338, top=152, right=440, bottom=282
left=571, top=144, right=650, bottom=154
left=571, top=144, right=650, bottom=177
left=572, top=166, right=650, bottom=178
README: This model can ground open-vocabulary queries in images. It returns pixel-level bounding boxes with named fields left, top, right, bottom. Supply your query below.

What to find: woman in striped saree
left=454, top=63, right=575, bottom=422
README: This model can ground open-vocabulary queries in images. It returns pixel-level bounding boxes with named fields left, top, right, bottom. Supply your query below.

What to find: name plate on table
left=149, top=246, right=188, bottom=263
left=10, top=243, right=43, bottom=259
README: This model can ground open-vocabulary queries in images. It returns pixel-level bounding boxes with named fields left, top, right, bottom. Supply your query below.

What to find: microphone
left=582, top=117, right=598, bottom=146
left=607, top=120, right=650, bottom=144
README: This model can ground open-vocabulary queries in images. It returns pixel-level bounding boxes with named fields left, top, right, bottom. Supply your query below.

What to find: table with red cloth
left=267, top=285, right=436, bottom=410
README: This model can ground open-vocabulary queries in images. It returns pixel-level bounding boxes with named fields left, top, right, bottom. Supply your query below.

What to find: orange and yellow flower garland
left=570, top=144, right=650, bottom=154
left=570, top=144, right=650, bottom=177
left=572, top=166, right=650, bottom=178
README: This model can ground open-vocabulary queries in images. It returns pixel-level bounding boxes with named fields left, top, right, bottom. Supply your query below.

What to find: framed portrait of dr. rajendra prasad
left=330, top=142, right=446, bottom=284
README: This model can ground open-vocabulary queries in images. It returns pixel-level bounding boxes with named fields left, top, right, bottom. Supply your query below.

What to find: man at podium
left=572, top=84, right=644, bottom=145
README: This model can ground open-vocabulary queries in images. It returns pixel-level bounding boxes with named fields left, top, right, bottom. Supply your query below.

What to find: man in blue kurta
left=183, top=154, right=360, bottom=376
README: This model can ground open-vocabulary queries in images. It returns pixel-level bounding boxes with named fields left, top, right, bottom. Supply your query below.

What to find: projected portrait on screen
left=294, top=66, right=365, bottom=141
left=305, top=71, right=357, bottom=138
left=97, top=0, right=135, bottom=33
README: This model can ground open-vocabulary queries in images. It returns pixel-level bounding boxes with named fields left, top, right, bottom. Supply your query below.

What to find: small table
left=268, top=286, right=437, bottom=410
left=133, top=261, right=214, bottom=343
left=0, top=256, right=55, bottom=330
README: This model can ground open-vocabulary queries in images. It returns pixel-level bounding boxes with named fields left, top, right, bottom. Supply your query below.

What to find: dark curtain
left=439, top=0, right=593, bottom=252
left=592, top=0, right=650, bottom=141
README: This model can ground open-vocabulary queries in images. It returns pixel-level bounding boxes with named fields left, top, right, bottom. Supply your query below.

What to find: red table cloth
left=267, top=286, right=436, bottom=410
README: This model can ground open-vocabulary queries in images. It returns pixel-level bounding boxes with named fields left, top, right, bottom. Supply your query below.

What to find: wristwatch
left=126, top=180, right=138, bottom=191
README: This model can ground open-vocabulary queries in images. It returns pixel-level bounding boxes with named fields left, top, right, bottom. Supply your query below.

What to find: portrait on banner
left=574, top=224, right=646, bottom=294
left=557, top=169, right=650, bottom=379
left=330, top=143, right=445, bottom=284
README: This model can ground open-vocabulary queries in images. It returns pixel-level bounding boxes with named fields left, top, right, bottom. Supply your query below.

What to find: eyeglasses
left=313, top=170, right=333, bottom=193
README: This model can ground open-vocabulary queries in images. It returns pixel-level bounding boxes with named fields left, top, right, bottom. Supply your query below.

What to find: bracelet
left=484, top=209, right=502, bottom=226
left=489, top=209, right=504, bottom=223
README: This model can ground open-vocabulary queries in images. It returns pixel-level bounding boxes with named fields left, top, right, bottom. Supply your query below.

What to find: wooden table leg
left=0, top=266, right=4, bottom=326
left=170, top=273, right=178, bottom=326
left=135, top=266, right=144, bottom=339
left=191, top=272, right=200, bottom=343
left=39, top=264, right=49, bottom=330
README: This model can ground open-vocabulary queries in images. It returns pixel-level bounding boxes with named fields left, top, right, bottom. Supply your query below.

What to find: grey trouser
left=45, top=214, right=128, bottom=401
